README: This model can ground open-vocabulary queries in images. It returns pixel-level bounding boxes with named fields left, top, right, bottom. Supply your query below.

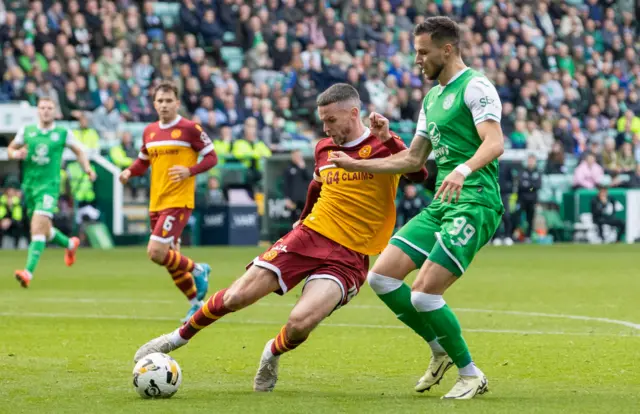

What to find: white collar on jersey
left=437, top=67, right=470, bottom=95
left=340, top=127, right=371, bottom=148
left=159, top=115, right=182, bottom=129
left=38, top=123, right=56, bottom=133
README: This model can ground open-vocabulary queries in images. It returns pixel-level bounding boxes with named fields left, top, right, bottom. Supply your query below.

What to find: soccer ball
left=132, top=352, right=182, bottom=399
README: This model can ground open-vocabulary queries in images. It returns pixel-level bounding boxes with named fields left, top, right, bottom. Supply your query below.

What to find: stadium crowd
left=2, top=0, right=640, bottom=245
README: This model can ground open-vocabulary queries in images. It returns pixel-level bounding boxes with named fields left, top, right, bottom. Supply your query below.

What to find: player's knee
left=286, top=312, right=320, bottom=338
left=367, top=271, right=403, bottom=295
left=222, top=287, right=251, bottom=311
left=147, top=244, right=168, bottom=264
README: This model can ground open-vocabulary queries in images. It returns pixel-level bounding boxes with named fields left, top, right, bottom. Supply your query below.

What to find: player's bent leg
left=148, top=239, right=202, bottom=319
left=410, top=259, right=486, bottom=399
left=15, top=213, right=52, bottom=288
left=254, top=278, right=343, bottom=392
left=369, top=245, right=442, bottom=351
left=133, top=266, right=281, bottom=362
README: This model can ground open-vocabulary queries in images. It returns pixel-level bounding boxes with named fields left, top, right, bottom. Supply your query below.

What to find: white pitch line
left=3, top=296, right=640, bottom=332
left=0, top=311, right=636, bottom=338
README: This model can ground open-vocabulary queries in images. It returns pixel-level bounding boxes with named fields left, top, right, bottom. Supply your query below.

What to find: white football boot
left=442, top=369, right=488, bottom=399
left=133, top=329, right=187, bottom=363
left=415, top=353, right=454, bottom=392
left=253, top=339, right=280, bottom=392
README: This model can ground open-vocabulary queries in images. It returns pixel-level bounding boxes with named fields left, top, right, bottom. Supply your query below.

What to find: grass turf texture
left=1, top=245, right=639, bottom=414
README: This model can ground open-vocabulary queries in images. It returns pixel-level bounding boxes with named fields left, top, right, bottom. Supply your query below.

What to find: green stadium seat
left=220, top=47, right=244, bottom=73
left=154, top=2, right=180, bottom=28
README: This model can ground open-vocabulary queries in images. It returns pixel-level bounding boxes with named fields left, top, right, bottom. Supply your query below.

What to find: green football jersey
left=416, top=68, right=503, bottom=212
left=13, top=123, right=77, bottom=191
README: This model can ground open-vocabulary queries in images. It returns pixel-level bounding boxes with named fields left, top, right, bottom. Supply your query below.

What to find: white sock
left=24, top=270, right=33, bottom=281
left=189, top=298, right=202, bottom=307
left=169, top=328, right=189, bottom=346
left=68, top=239, right=75, bottom=249
left=264, top=341, right=276, bottom=359
left=459, top=362, right=479, bottom=376
left=428, top=339, right=446, bottom=355
left=194, top=263, right=203, bottom=274
left=367, top=271, right=403, bottom=294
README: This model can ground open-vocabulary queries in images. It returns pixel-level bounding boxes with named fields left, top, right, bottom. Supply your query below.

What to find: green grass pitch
left=1, top=244, right=639, bottom=413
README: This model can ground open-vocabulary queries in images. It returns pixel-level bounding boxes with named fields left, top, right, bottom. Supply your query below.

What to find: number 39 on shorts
left=448, top=217, right=476, bottom=246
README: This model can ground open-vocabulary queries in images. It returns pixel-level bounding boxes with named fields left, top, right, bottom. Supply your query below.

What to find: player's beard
left=426, top=62, right=444, bottom=81
left=331, top=126, right=351, bottom=146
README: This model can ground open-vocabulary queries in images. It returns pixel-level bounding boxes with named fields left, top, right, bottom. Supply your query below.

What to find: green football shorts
left=24, top=187, right=59, bottom=219
left=389, top=201, right=501, bottom=276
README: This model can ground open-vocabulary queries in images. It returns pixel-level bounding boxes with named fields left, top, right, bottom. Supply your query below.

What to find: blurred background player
left=132, top=84, right=428, bottom=392
left=119, top=81, right=217, bottom=321
left=7, top=97, right=95, bottom=288
left=331, top=17, right=504, bottom=399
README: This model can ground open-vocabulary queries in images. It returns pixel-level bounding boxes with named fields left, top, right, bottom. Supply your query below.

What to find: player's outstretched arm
left=330, top=135, right=432, bottom=174
left=7, top=127, right=27, bottom=159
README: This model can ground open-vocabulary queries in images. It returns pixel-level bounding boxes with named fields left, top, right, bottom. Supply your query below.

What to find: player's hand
left=292, top=220, right=300, bottom=229
left=87, top=169, right=97, bottom=182
left=169, top=165, right=191, bottom=182
left=10, top=147, right=27, bottom=160
left=434, top=170, right=465, bottom=204
left=119, top=169, right=131, bottom=185
left=368, top=112, right=391, bottom=142
left=328, top=151, right=359, bottom=171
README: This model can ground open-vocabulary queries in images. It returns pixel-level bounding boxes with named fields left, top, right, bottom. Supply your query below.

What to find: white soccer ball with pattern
left=132, top=352, right=182, bottom=398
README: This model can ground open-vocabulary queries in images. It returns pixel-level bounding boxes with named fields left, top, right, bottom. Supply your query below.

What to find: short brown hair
left=414, top=16, right=460, bottom=47
left=153, top=80, right=179, bottom=100
left=316, top=83, right=360, bottom=107
left=37, top=96, right=54, bottom=105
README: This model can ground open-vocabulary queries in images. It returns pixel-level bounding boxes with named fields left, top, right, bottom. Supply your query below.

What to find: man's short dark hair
left=153, top=80, right=179, bottom=100
left=316, top=83, right=360, bottom=107
left=413, top=16, right=460, bottom=46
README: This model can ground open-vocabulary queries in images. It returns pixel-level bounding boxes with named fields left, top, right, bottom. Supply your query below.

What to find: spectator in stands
left=282, top=149, right=310, bottom=228
left=82, top=96, right=122, bottom=142
left=617, top=141, right=637, bottom=174
left=574, top=152, right=605, bottom=189
left=73, top=114, right=100, bottom=151
left=518, top=154, right=542, bottom=242
left=232, top=117, right=272, bottom=171
left=0, top=186, right=25, bottom=248
left=212, top=125, right=233, bottom=167
left=396, top=184, right=428, bottom=230
left=205, top=176, right=225, bottom=206
left=591, top=184, right=625, bottom=243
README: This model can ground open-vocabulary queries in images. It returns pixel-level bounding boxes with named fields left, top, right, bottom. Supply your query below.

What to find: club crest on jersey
left=51, top=132, right=60, bottom=141
left=262, top=250, right=278, bottom=261
left=150, top=132, right=156, bottom=139
left=171, top=129, right=182, bottom=139
left=427, top=122, right=441, bottom=146
left=443, top=93, right=455, bottom=110
left=358, top=145, right=372, bottom=159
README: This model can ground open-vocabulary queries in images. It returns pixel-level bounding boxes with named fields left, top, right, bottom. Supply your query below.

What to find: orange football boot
left=64, top=237, right=81, bottom=267
left=15, top=269, right=31, bottom=288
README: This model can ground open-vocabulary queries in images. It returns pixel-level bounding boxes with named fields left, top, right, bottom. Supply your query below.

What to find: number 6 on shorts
left=163, top=215, right=175, bottom=232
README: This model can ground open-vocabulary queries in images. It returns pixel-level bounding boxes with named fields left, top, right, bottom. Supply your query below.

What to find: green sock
left=419, top=305, right=472, bottom=368
left=378, top=283, right=439, bottom=343
left=49, top=228, right=71, bottom=249
left=26, top=235, right=47, bottom=275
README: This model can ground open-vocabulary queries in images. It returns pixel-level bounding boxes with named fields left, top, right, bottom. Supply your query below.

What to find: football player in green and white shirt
left=330, top=17, right=504, bottom=399
left=7, top=97, right=95, bottom=288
